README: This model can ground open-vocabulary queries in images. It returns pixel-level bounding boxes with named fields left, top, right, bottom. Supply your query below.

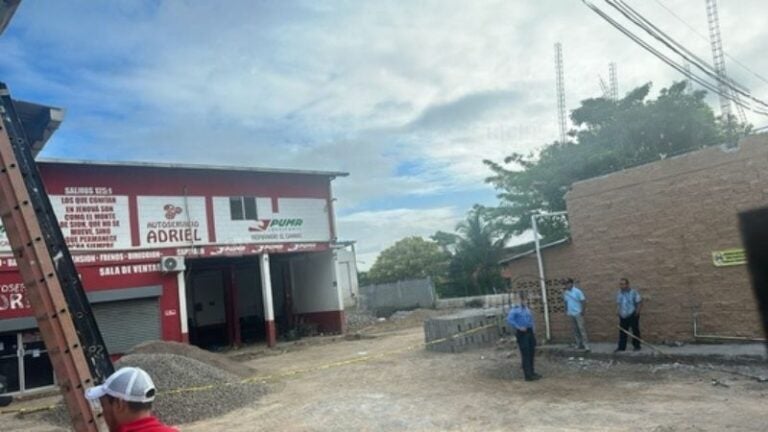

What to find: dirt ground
left=5, top=319, right=768, bottom=431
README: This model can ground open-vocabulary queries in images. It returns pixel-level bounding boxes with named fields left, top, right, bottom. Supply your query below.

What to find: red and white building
left=0, top=158, right=353, bottom=394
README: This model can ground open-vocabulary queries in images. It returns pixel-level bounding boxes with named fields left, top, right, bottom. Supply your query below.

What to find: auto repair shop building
left=0, top=159, right=351, bottom=394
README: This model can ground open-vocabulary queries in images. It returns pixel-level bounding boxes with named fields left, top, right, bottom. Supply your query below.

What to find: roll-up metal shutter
left=92, top=298, right=160, bottom=354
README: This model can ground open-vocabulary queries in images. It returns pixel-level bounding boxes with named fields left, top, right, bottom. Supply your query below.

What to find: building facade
left=0, top=159, right=350, bottom=394
left=502, top=135, right=767, bottom=344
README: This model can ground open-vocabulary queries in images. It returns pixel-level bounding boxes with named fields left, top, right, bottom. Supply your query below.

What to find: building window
left=229, top=196, right=257, bottom=220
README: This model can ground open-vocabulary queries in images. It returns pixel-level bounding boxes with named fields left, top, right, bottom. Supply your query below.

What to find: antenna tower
left=554, top=42, right=567, bottom=142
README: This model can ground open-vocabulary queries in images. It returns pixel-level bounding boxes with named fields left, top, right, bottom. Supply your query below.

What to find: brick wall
left=502, top=135, right=768, bottom=343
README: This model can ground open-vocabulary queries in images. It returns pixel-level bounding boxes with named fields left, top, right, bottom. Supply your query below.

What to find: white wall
left=335, top=248, right=359, bottom=308
left=212, top=197, right=331, bottom=244
left=290, top=250, right=341, bottom=313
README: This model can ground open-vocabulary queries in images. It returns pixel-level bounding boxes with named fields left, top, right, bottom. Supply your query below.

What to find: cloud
left=1, top=0, right=766, bottom=267
left=338, top=207, right=461, bottom=270
left=403, top=90, right=521, bottom=132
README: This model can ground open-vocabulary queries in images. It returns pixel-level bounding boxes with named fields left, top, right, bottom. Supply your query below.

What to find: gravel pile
left=39, top=353, right=265, bottom=427
left=345, top=309, right=378, bottom=332
left=117, top=353, right=265, bottom=425
left=128, top=340, right=255, bottom=378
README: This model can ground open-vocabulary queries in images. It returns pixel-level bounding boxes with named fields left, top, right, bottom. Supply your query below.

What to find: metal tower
left=609, top=62, right=618, bottom=100
left=706, top=0, right=746, bottom=123
left=705, top=0, right=731, bottom=117
left=554, top=42, right=567, bottom=143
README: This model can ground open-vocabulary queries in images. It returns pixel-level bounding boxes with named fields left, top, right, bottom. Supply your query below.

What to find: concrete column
left=177, top=271, right=189, bottom=343
left=259, top=253, right=277, bottom=347
left=331, top=251, right=346, bottom=333
left=226, top=265, right=241, bottom=347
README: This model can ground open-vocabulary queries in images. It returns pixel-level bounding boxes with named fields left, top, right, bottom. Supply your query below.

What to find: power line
left=608, top=0, right=768, bottom=112
left=612, top=0, right=751, bottom=123
left=585, top=0, right=768, bottom=116
left=650, top=0, right=768, bottom=86
left=582, top=1, right=768, bottom=116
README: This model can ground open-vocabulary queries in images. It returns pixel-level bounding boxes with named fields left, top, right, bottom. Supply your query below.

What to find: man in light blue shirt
left=615, top=278, right=643, bottom=352
left=563, top=278, right=589, bottom=351
left=506, top=291, right=541, bottom=381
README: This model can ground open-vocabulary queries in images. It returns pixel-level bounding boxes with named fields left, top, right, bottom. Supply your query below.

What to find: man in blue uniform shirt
left=615, top=277, right=643, bottom=352
left=506, top=291, right=541, bottom=381
left=563, top=278, right=590, bottom=351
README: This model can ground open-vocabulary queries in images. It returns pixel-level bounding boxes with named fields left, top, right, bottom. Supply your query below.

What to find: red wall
left=0, top=162, right=338, bottom=345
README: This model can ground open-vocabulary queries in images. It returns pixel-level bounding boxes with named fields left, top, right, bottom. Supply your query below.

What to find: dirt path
left=5, top=325, right=767, bottom=431
left=182, top=327, right=767, bottom=432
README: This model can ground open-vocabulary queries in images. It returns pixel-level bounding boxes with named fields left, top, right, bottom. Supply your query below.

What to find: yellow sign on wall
left=712, top=248, right=747, bottom=267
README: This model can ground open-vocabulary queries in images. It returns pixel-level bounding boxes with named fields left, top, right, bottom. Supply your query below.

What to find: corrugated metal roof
left=36, top=158, right=349, bottom=178
left=498, top=237, right=570, bottom=264
left=15, top=100, right=65, bottom=156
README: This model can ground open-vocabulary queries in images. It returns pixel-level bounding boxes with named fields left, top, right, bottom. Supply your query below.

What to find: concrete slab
left=540, top=342, right=768, bottom=365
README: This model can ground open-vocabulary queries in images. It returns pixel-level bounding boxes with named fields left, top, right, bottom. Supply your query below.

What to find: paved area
left=541, top=342, right=768, bottom=364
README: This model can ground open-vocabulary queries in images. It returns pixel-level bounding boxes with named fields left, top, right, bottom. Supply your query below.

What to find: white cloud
left=2, top=0, right=766, bottom=267
left=338, top=207, right=460, bottom=270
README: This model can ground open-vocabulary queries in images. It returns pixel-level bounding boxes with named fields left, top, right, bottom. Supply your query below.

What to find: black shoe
left=525, top=375, right=541, bottom=381
left=532, top=373, right=543, bottom=379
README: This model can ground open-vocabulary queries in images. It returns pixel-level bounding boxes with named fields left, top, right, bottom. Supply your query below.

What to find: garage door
left=92, top=298, right=161, bottom=354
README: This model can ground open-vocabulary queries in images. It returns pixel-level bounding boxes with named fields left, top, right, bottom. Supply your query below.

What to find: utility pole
left=554, top=42, right=567, bottom=143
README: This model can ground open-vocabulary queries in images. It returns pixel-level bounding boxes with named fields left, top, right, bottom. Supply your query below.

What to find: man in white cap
left=85, top=366, right=176, bottom=432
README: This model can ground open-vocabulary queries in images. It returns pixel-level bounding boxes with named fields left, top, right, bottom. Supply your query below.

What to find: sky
left=0, top=0, right=766, bottom=270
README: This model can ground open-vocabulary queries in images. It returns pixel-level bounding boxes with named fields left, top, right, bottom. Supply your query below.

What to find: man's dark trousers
left=515, top=329, right=536, bottom=379
left=618, top=313, right=641, bottom=350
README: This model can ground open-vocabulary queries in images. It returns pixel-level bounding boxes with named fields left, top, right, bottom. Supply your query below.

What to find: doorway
left=0, top=330, right=55, bottom=394
left=185, top=255, right=296, bottom=349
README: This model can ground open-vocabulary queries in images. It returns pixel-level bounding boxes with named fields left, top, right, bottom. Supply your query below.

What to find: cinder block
left=424, top=309, right=504, bottom=353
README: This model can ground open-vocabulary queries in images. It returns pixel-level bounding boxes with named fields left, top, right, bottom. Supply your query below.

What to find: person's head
left=565, top=278, right=575, bottom=289
left=85, top=367, right=157, bottom=431
left=619, top=278, right=630, bottom=291
left=517, top=290, right=528, bottom=306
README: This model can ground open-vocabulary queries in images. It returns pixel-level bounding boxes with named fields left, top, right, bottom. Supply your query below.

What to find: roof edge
left=498, top=237, right=570, bottom=265
left=36, top=158, right=349, bottom=178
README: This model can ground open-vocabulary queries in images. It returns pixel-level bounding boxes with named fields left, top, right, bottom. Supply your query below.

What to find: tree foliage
left=433, top=207, right=508, bottom=297
left=365, top=236, right=449, bottom=285
left=483, top=81, right=750, bottom=240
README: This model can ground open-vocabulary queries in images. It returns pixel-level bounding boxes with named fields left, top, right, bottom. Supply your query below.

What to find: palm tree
left=451, top=207, right=508, bottom=296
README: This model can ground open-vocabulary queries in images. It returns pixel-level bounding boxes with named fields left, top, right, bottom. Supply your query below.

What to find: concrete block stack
left=424, top=309, right=504, bottom=353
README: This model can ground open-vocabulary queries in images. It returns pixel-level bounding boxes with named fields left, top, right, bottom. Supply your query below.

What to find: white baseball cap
left=85, top=367, right=157, bottom=403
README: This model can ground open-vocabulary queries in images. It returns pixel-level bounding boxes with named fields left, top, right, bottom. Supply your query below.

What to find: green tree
left=365, top=236, right=449, bottom=285
left=437, top=207, right=508, bottom=297
left=483, top=81, right=750, bottom=240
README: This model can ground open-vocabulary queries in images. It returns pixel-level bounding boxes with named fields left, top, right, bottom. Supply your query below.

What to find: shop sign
left=138, top=197, right=209, bottom=247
